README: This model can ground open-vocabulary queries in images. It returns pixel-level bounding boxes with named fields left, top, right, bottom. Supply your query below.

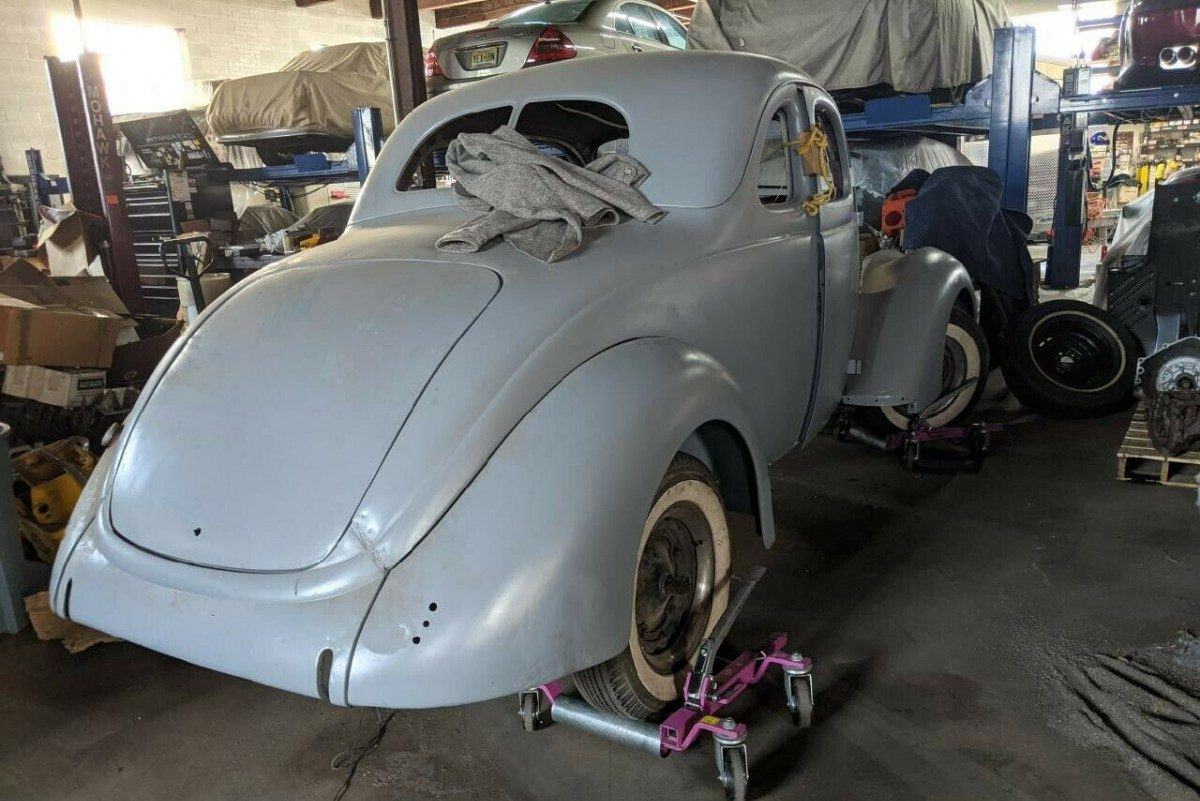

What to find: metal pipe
left=549, top=696, right=663, bottom=755
left=845, top=426, right=889, bottom=451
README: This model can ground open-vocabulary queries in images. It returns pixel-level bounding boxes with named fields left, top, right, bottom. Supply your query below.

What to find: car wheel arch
left=679, top=419, right=768, bottom=545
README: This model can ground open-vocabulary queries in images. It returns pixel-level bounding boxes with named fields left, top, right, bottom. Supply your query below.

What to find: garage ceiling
left=297, top=0, right=1087, bottom=30
left=298, top=0, right=696, bottom=27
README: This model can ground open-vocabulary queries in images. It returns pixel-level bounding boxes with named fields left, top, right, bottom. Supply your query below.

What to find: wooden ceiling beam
left=434, top=0, right=527, bottom=28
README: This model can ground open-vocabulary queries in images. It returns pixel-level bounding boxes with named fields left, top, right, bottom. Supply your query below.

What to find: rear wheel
left=868, top=307, right=989, bottom=431
left=573, top=453, right=731, bottom=720
left=1001, top=299, right=1139, bottom=418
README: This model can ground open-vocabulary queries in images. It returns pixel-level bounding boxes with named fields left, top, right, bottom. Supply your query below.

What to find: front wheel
left=867, top=307, right=990, bottom=431
left=573, top=453, right=731, bottom=720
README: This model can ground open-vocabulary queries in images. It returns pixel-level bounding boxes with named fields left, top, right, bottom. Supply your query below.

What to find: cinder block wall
left=0, top=0, right=433, bottom=181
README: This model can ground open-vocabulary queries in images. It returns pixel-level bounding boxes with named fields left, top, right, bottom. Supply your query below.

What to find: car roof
left=355, top=51, right=818, bottom=221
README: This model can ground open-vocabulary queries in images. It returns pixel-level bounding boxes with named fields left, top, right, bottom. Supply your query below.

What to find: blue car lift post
left=841, top=26, right=1200, bottom=289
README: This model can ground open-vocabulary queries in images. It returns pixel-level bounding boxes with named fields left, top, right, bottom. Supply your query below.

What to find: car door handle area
left=631, top=44, right=644, bottom=52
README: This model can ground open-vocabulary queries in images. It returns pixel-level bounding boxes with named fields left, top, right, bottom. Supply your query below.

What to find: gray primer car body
left=51, top=52, right=973, bottom=708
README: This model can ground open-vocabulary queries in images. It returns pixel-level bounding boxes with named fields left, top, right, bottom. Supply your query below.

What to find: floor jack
left=837, top=379, right=1002, bottom=472
left=518, top=567, right=813, bottom=801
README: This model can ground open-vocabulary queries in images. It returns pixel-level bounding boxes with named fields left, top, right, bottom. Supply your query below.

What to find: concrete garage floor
left=1, top=411, right=1197, bottom=801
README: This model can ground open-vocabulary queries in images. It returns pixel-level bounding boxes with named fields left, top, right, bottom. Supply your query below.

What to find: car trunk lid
left=108, top=259, right=499, bottom=572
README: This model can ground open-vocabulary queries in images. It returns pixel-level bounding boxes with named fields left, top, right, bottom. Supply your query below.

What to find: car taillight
left=425, top=50, right=443, bottom=78
left=524, top=26, right=576, bottom=66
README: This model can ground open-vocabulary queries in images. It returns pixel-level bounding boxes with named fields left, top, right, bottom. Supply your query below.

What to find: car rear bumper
left=1115, top=61, right=1200, bottom=89
left=52, top=518, right=382, bottom=706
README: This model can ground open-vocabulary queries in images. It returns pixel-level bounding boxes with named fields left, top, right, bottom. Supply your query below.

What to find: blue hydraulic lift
left=218, top=106, right=386, bottom=197
left=842, top=26, right=1200, bottom=289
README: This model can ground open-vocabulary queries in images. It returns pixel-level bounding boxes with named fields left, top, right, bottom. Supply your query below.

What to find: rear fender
left=843, top=247, right=975, bottom=409
left=346, top=337, right=772, bottom=708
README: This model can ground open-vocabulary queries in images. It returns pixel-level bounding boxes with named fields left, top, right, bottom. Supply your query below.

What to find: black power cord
left=330, top=709, right=399, bottom=801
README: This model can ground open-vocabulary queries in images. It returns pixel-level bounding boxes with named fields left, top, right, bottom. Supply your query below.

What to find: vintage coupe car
left=52, top=52, right=976, bottom=720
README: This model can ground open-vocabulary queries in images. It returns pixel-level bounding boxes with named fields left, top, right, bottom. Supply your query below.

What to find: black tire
left=1001, top=299, right=1140, bottom=418
left=254, top=145, right=292, bottom=166
left=573, top=453, right=732, bottom=721
left=789, top=675, right=814, bottom=729
left=518, top=692, right=538, bottom=733
left=720, top=747, right=748, bottom=801
left=865, top=307, right=990, bottom=431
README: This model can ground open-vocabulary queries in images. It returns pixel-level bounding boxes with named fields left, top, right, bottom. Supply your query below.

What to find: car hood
left=108, top=258, right=499, bottom=572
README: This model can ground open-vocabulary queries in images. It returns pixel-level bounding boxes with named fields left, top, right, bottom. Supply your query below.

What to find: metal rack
left=841, top=26, right=1200, bottom=289
left=216, top=107, right=385, bottom=195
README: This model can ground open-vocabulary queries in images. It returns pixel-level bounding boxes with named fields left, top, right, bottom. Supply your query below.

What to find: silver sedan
left=425, top=0, right=688, bottom=94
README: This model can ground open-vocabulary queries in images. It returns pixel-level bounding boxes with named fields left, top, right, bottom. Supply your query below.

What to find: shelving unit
left=841, top=26, right=1200, bottom=289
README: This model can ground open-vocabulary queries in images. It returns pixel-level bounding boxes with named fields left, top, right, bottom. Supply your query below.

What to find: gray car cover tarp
left=687, top=0, right=1010, bottom=93
left=207, top=42, right=395, bottom=140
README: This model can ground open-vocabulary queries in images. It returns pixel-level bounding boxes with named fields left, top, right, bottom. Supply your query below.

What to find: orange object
left=881, top=188, right=918, bottom=238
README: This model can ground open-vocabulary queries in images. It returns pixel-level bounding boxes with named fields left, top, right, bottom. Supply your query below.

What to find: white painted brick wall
left=0, top=0, right=396, bottom=179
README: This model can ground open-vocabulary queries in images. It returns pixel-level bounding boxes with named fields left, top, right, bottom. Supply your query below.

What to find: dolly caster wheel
left=785, top=672, right=814, bottom=728
left=518, top=690, right=542, bottom=732
left=716, top=743, right=748, bottom=801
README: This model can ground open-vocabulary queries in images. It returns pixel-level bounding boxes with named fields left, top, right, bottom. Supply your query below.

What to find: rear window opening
left=397, top=106, right=513, bottom=190
left=514, top=100, right=629, bottom=165
left=398, top=100, right=630, bottom=191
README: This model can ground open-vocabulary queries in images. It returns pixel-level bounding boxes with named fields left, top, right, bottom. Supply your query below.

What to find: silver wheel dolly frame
left=837, top=378, right=1002, bottom=473
left=518, top=566, right=814, bottom=801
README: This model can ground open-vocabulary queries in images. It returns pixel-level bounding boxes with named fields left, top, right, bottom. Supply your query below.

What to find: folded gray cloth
left=436, top=125, right=664, bottom=263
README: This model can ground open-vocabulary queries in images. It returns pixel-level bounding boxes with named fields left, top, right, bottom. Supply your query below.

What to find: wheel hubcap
left=1030, top=313, right=1124, bottom=393
left=635, top=502, right=714, bottom=675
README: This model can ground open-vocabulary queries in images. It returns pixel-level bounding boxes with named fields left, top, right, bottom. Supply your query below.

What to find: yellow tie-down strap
left=785, top=125, right=834, bottom=217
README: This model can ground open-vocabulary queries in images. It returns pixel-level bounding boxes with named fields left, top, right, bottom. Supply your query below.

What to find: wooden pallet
left=1116, top=405, right=1200, bottom=488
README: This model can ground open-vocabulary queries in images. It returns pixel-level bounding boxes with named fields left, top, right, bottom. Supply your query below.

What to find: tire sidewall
left=881, top=313, right=985, bottom=429
left=1001, top=299, right=1139, bottom=418
left=628, top=472, right=731, bottom=702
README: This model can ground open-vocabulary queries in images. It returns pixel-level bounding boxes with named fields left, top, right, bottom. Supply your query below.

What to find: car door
left=735, top=87, right=824, bottom=454
left=611, top=3, right=670, bottom=52
left=799, top=87, right=860, bottom=441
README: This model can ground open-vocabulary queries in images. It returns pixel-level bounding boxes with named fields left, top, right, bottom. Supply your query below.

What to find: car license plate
left=467, top=47, right=500, bottom=70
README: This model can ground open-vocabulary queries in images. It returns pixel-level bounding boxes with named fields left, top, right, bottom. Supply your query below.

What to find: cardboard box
left=35, top=204, right=101, bottom=277
left=0, top=259, right=127, bottom=367
left=108, top=321, right=181, bottom=387
left=3, top=365, right=107, bottom=407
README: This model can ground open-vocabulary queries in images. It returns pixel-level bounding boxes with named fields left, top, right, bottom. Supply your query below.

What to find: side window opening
left=813, top=107, right=847, bottom=199
left=757, top=110, right=791, bottom=206
left=397, top=106, right=513, bottom=190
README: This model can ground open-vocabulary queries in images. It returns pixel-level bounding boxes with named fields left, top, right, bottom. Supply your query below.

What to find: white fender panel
left=346, top=337, right=770, bottom=708
left=843, top=248, right=975, bottom=409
